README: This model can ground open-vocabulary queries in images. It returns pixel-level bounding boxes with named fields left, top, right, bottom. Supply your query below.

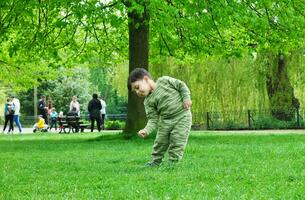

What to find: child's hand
left=138, top=129, right=147, bottom=138
left=183, top=100, right=192, bottom=110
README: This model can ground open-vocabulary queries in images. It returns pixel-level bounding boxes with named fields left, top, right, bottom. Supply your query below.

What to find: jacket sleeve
left=69, top=102, right=73, bottom=111
left=88, top=101, right=92, bottom=112
left=4, top=104, right=7, bottom=117
left=76, top=102, right=80, bottom=112
left=143, top=101, right=159, bottom=135
left=98, top=101, right=102, bottom=110
left=38, top=101, right=43, bottom=109
left=164, top=76, right=191, bottom=102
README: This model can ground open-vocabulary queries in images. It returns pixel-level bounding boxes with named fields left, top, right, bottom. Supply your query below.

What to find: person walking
left=11, top=96, right=23, bottom=133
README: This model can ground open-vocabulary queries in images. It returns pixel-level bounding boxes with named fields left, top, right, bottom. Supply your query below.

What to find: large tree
left=122, top=0, right=149, bottom=137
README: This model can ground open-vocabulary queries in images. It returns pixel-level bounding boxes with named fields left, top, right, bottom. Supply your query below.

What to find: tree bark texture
left=123, top=2, right=149, bottom=138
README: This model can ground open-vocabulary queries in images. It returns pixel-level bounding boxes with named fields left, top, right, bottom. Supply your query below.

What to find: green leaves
left=1, top=0, right=305, bottom=91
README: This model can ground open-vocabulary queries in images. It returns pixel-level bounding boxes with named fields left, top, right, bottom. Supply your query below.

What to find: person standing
left=47, top=97, right=53, bottom=124
left=127, top=68, right=192, bottom=167
left=88, top=94, right=102, bottom=132
left=38, top=95, right=48, bottom=124
left=11, top=96, right=23, bottom=133
left=2, top=98, right=14, bottom=133
left=99, top=97, right=107, bottom=130
left=69, top=96, right=80, bottom=116
left=49, top=108, right=58, bottom=131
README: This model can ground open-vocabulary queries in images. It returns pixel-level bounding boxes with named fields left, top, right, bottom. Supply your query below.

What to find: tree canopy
left=2, top=0, right=305, bottom=84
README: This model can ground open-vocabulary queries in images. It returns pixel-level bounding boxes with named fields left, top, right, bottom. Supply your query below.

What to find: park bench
left=57, top=113, right=127, bottom=133
left=58, top=115, right=89, bottom=133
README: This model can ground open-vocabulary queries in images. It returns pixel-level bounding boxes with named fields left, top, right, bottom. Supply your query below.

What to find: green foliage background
left=2, top=0, right=305, bottom=126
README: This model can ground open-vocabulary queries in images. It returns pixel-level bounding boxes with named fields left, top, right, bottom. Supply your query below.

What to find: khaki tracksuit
left=144, top=76, right=192, bottom=164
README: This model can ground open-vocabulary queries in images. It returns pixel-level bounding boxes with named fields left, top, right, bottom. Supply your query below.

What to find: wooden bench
left=79, top=121, right=90, bottom=132
left=58, top=116, right=89, bottom=133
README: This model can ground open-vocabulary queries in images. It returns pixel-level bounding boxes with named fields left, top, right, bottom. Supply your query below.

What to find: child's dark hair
left=127, top=68, right=152, bottom=91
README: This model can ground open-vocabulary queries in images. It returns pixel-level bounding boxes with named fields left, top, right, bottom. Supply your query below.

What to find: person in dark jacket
left=2, top=98, right=14, bottom=133
left=38, top=95, right=48, bottom=124
left=88, top=93, right=102, bottom=132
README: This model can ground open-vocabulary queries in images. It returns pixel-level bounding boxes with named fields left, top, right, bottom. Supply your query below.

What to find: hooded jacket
left=88, top=98, right=102, bottom=118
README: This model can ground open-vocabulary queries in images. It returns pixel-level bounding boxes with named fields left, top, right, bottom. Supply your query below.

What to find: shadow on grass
left=86, top=133, right=154, bottom=142
left=1, top=132, right=298, bottom=147
left=0, top=132, right=155, bottom=147
left=86, top=133, right=127, bottom=142
left=0, top=133, right=155, bottom=154
left=5, top=132, right=304, bottom=150
left=0, top=133, right=125, bottom=145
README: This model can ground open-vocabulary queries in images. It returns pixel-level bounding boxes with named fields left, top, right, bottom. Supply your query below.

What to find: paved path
left=0, top=127, right=121, bottom=135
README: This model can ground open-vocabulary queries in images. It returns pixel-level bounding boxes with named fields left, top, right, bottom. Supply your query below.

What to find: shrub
left=105, top=120, right=125, bottom=130
left=252, top=116, right=298, bottom=129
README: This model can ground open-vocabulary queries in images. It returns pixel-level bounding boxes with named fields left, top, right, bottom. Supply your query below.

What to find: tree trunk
left=123, top=2, right=149, bottom=138
left=266, top=54, right=299, bottom=120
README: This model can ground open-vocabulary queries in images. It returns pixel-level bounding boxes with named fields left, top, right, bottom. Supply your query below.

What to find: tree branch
left=160, top=34, right=173, bottom=56
left=91, top=16, right=104, bottom=52
left=101, top=1, right=118, bottom=9
left=75, top=25, right=89, bottom=57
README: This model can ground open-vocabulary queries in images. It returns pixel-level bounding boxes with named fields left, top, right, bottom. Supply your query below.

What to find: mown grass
left=1, top=131, right=305, bottom=199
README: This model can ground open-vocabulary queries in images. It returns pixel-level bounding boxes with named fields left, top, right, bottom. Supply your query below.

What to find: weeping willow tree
left=149, top=55, right=269, bottom=125
left=289, top=51, right=305, bottom=107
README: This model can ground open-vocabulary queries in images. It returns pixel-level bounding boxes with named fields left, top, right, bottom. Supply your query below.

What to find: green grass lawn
left=1, top=131, right=305, bottom=199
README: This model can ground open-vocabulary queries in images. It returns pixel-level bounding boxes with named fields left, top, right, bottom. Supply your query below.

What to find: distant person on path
left=38, top=95, right=48, bottom=124
left=88, top=94, right=102, bottom=132
left=69, top=96, right=80, bottom=116
left=127, top=68, right=192, bottom=167
left=49, top=108, right=58, bottom=131
left=47, top=97, right=53, bottom=123
left=2, top=98, right=14, bottom=133
left=11, top=96, right=23, bottom=133
left=99, top=96, right=107, bottom=130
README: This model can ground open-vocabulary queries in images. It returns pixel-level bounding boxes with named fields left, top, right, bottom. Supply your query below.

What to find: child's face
left=131, top=76, right=151, bottom=97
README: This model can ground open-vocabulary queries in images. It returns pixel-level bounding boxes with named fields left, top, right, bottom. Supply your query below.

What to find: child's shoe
left=144, top=161, right=160, bottom=167
left=168, top=160, right=179, bottom=167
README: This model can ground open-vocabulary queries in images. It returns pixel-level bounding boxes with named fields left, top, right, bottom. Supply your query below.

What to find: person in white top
left=69, top=96, right=80, bottom=116
left=99, top=97, right=106, bottom=130
left=11, top=96, right=23, bottom=133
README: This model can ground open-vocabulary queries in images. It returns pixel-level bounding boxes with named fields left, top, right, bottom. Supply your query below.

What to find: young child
left=33, top=115, right=48, bottom=133
left=127, top=68, right=192, bottom=166
left=49, top=108, right=58, bottom=131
